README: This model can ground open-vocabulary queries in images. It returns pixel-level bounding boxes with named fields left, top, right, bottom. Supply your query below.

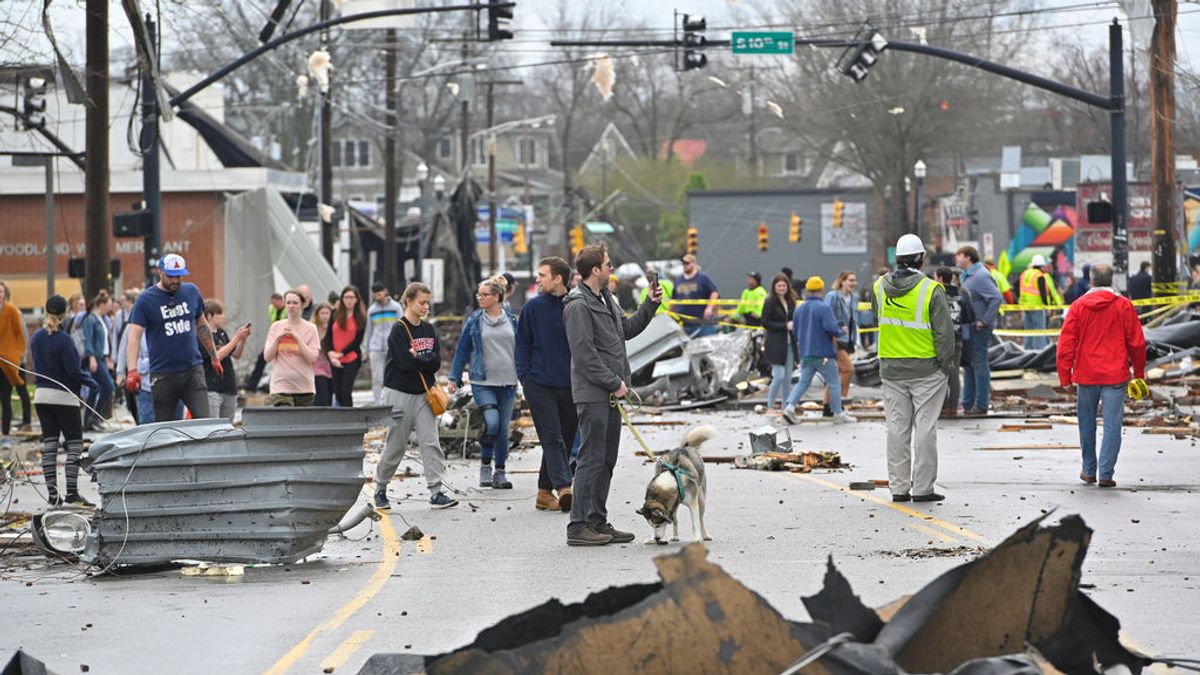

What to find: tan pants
left=883, top=371, right=947, bottom=497
left=823, top=347, right=853, bottom=404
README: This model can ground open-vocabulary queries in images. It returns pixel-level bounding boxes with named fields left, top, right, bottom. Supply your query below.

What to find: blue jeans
left=473, top=384, right=516, bottom=469
left=767, top=348, right=795, bottom=409
left=1023, top=310, right=1048, bottom=350
left=136, top=388, right=184, bottom=424
left=784, top=357, right=843, bottom=414
left=85, top=364, right=114, bottom=427
left=1077, top=384, right=1125, bottom=480
left=523, top=380, right=576, bottom=490
left=961, top=326, right=994, bottom=411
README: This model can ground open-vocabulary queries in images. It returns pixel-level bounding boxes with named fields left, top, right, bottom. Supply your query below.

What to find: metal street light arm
left=169, top=3, right=514, bottom=108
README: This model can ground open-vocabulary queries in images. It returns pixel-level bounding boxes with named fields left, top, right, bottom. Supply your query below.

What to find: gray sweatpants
left=882, top=370, right=948, bottom=498
left=568, top=400, right=622, bottom=536
left=375, top=387, right=446, bottom=494
left=369, top=350, right=387, bottom=406
left=206, top=392, right=237, bottom=421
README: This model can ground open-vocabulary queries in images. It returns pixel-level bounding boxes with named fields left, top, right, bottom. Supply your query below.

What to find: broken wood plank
left=1141, top=427, right=1200, bottom=435
left=999, top=423, right=1054, bottom=432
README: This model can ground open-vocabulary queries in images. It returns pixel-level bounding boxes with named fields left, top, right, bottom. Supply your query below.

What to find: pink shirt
left=313, top=329, right=333, bottom=379
left=265, top=319, right=320, bottom=394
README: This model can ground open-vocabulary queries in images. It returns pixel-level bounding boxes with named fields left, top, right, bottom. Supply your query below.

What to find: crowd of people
left=0, top=232, right=1151, bottom=535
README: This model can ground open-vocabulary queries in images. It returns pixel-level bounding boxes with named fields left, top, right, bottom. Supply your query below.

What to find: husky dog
left=636, top=425, right=717, bottom=544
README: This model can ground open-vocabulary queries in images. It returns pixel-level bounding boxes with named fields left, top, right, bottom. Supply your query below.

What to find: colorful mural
left=1005, top=201, right=1077, bottom=271
left=1186, top=189, right=1200, bottom=254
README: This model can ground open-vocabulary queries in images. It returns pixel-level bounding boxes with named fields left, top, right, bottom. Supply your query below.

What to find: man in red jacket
left=1056, top=264, right=1146, bottom=488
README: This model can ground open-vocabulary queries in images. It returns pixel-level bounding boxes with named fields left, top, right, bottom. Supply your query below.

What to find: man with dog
left=873, top=234, right=957, bottom=503
left=563, top=243, right=662, bottom=546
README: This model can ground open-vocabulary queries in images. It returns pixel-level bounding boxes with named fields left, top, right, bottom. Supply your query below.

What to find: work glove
left=1127, top=378, right=1149, bottom=401
left=125, top=370, right=142, bottom=394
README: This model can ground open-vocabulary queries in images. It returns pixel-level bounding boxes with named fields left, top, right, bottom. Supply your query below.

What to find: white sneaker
left=832, top=413, right=856, bottom=425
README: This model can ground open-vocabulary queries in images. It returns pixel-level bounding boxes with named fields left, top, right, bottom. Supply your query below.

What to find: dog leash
left=610, top=390, right=690, bottom=501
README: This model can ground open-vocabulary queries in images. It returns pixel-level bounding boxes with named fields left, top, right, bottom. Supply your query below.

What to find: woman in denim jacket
left=450, top=276, right=519, bottom=489
left=80, top=292, right=115, bottom=431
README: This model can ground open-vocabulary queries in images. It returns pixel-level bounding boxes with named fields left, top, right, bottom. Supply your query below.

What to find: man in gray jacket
left=872, top=235, right=957, bottom=503
left=563, top=243, right=661, bottom=546
left=955, top=246, right=1002, bottom=415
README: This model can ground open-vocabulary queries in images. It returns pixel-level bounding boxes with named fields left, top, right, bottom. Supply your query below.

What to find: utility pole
left=84, top=0, right=109, bottom=298
left=383, top=28, right=398, bottom=292
left=1150, top=0, right=1178, bottom=293
left=320, top=0, right=335, bottom=265
left=747, top=65, right=759, bottom=179
left=486, top=81, right=497, bottom=275
left=44, top=158, right=55, bottom=298
left=1109, top=20, right=1130, bottom=292
left=141, top=17, right=162, bottom=287
left=460, top=38, right=470, bottom=173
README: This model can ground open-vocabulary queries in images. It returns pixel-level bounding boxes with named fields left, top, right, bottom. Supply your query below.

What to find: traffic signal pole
left=553, top=19, right=1130, bottom=288
left=141, top=16, right=162, bottom=287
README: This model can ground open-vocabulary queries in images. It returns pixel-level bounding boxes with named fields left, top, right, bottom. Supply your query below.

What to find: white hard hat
left=1030, top=254, right=1047, bottom=267
left=895, top=234, right=925, bottom=257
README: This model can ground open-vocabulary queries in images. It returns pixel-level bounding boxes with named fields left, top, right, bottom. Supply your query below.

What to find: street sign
left=731, top=31, right=794, bottom=55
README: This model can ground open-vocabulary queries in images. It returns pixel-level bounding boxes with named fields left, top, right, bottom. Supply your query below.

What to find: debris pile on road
left=734, top=451, right=846, bottom=473
left=358, top=515, right=1157, bottom=675
left=68, top=406, right=390, bottom=569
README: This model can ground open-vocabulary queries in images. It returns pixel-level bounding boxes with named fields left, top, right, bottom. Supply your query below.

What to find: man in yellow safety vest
left=734, top=272, right=768, bottom=326
left=1018, top=254, right=1056, bottom=350
left=872, top=234, right=957, bottom=503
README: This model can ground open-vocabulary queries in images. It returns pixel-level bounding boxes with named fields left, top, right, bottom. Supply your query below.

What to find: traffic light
left=831, top=199, right=844, bottom=228
left=22, top=76, right=47, bottom=130
left=570, top=224, right=585, bottom=256
left=841, top=29, right=888, bottom=82
left=512, top=222, right=527, bottom=255
left=789, top=212, right=802, bottom=243
left=681, top=14, right=708, bottom=71
left=757, top=223, right=769, bottom=251
left=486, top=0, right=514, bottom=41
left=686, top=227, right=699, bottom=255
left=113, top=201, right=152, bottom=238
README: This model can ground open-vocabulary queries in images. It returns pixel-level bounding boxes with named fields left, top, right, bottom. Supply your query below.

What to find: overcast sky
left=4, top=1, right=1198, bottom=88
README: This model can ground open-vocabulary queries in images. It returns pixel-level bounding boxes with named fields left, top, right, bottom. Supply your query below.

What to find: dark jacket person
left=562, top=243, right=661, bottom=546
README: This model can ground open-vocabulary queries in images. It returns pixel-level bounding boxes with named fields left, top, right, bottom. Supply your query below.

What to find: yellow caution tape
left=663, top=309, right=765, bottom=332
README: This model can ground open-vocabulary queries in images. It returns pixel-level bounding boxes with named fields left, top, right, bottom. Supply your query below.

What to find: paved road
left=3, top=405, right=1198, bottom=674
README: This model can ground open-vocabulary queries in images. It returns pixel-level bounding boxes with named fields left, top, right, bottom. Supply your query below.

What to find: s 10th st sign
left=731, top=31, right=794, bottom=55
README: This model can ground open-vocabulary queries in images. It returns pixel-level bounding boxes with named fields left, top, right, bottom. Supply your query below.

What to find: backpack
left=67, top=314, right=87, bottom=358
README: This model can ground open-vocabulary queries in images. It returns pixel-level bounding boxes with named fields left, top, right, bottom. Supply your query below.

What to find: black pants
left=151, top=366, right=211, bottom=421
left=568, top=401, right=622, bottom=536
left=2, top=376, right=32, bottom=434
left=314, top=376, right=333, bottom=406
left=331, top=360, right=361, bottom=408
left=36, top=403, right=84, bottom=498
left=245, top=351, right=268, bottom=390
left=524, top=380, right=577, bottom=491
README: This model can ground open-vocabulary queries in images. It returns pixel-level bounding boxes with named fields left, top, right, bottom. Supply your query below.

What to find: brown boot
left=536, top=489, right=560, bottom=511
left=556, top=486, right=573, bottom=512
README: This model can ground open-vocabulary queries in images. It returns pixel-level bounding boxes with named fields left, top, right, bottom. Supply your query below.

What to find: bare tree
left=753, top=0, right=1039, bottom=260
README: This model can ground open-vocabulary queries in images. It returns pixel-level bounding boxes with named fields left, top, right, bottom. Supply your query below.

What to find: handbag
left=400, top=320, right=449, bottom=415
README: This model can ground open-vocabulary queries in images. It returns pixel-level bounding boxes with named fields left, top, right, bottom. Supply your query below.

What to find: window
left=358, top=140, right=370, bottom=168
left=438, top=137, right=453, bottom=160
left=344, top=140, right=356, bottom=167
left=519, top=138, right=537, bottom=166
left=783, top=152, right=799, bottom=174
left=332, top=141, right=343, bottom=167
left=469, top=137, right=487, bottom=166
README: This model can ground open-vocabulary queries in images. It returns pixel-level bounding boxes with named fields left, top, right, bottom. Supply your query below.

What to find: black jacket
left=383, top=318, right=440, bottom=394
left=1129, top=270, right=1152, bottom=301
left=762, top=294, right=797, bottom=366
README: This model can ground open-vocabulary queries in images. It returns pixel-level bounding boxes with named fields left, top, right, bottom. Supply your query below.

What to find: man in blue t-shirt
left=124, top=254, right=220, bottom=421
left=671, top=254, right=720, bottom=338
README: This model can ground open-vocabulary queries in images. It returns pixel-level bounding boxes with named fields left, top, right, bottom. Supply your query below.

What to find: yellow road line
left=262, top=514, right=401, bottom=675
left=906, top=521, right=961, bottom=544
left=318, top=630, right=375, bottom=672
left=417, top=535, right=433, bottom=554
left=791, top=474, right=991, bottom=545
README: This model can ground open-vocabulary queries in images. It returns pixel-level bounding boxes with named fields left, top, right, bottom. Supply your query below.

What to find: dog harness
left=612, top=391, right=692, bottom=502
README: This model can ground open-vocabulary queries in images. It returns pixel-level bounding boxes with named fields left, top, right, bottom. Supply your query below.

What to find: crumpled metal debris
left=734, top=451, right=845, bottom=473
left=360, top=515, right=1155, bottom=675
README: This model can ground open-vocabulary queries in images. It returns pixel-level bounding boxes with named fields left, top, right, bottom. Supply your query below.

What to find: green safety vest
left=874, top=276, right=937, bottom=359
left=1019, top=269, right=1048, bottom=307
left=736, top=286, right=767, bottom=319
left=989, top=267, right=1012, bottom=295
left=639, top=278, right=674, bottom=314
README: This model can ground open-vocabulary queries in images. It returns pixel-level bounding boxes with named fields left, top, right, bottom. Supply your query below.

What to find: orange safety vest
left=1019, top=268, right=1047, bottom=307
